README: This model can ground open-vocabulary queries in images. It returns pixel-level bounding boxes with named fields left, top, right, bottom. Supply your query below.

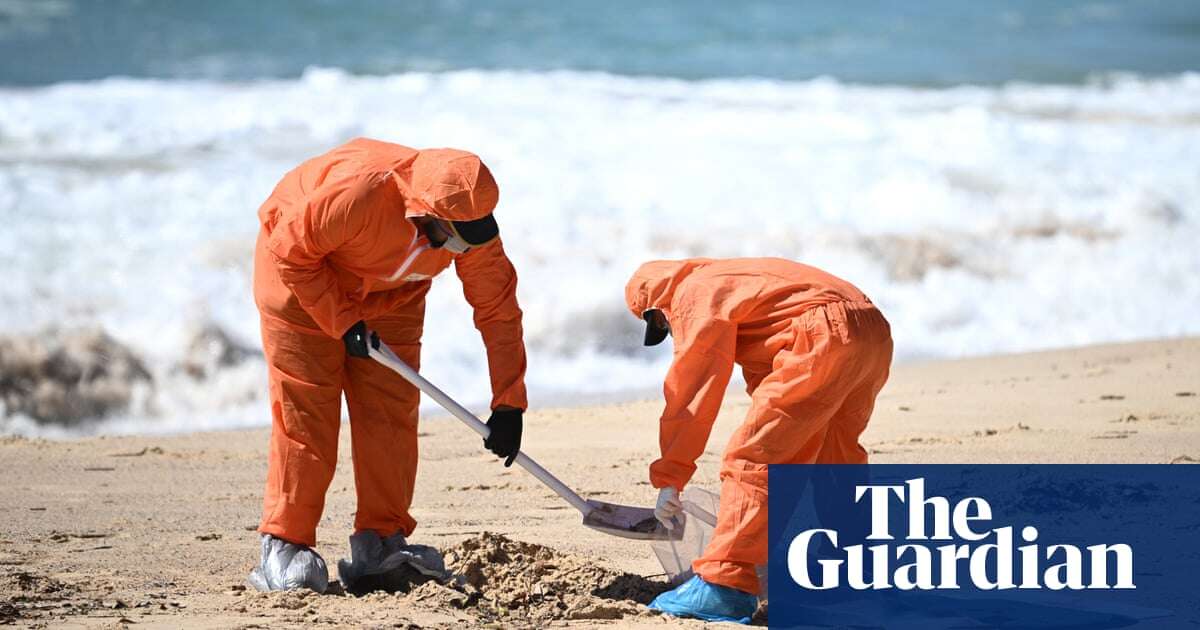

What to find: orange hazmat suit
left=625, top=257, right=893, bottom=595
left=253, top=137, right=526, bottom=548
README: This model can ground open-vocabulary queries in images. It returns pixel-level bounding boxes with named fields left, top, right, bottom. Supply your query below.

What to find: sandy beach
left=4, top=4, right=1197, bottom=627
left=2, top=337, right=1197, bottom=628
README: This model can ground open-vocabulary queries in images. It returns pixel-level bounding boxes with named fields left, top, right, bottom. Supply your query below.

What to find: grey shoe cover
left=337, top=530, right=448, bottom=593
left=247, top=534, right=329, bottom=593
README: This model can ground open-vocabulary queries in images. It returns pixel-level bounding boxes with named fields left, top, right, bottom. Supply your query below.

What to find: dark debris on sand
left=0, top=569, right=98, bottom=625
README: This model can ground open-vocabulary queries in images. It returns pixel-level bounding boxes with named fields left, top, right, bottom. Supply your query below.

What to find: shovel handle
left=368, top=339, right=594, bottom=517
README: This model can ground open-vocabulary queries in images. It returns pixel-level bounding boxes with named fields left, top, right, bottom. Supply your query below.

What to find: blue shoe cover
left=649, top=575, right=756, bottom=624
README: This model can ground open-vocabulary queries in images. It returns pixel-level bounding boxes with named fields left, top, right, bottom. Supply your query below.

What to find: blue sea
left=0, top=1, right=1197, bottom=435
left=3, top=1, right=1200, bottom=86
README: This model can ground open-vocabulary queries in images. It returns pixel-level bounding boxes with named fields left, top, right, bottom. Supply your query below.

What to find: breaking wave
left=1, top=69, right=1197, bottom=435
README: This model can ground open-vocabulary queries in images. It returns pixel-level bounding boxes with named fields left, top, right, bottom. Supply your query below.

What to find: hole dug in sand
left=404, top=532, right=670, bottom=624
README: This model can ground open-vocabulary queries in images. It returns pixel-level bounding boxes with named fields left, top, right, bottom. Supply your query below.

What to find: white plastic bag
left=649, top=487, right=768, bottom=599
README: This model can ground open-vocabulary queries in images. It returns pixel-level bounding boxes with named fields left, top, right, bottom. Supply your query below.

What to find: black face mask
left=422, top=221, right=447, bottom=248
left=421, top=219, right=472, bottom=254
left=642, top=309, right=670, bottom=346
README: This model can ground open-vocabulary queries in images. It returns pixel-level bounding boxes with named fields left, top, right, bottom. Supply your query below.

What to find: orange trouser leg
left=258, top=316, right=346, bottom=548
left=817, top=336, right=892, bottom=464
left=343, top=295, right=427, bottom=538
left=694, top=303, right=892, bottom=595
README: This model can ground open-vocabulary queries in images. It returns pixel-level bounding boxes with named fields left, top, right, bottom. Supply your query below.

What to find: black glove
left=484, top=408, right=523, bottom=467
left=342, top=321, right=371, bottom=358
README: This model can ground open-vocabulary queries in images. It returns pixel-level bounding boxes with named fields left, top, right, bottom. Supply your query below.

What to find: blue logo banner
left=767, top=465, right=1200, bottom=629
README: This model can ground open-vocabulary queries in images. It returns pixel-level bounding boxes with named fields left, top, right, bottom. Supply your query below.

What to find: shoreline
left=5, top=334, right=1196, bottom=442
left=1, top=336, right=1197, bottom=627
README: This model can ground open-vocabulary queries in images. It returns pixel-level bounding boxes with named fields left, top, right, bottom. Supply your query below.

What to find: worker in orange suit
left=627, top=258, right=893, bottom=623
left=246, top=137, right=527, bottom=593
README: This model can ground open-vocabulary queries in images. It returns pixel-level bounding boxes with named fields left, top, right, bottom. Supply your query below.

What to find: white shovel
left=368, top=338, right=683, bottom=541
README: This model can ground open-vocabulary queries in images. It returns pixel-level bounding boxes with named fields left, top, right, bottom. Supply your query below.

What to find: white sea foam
left=1, top=69, right=1197, bottom=436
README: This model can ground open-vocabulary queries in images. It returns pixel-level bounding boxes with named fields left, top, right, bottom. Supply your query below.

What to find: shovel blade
left=581, top=500, right=684, bottom=541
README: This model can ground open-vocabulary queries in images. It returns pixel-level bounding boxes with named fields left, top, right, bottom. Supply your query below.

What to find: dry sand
left=1, top=337, right=1197, bottom=628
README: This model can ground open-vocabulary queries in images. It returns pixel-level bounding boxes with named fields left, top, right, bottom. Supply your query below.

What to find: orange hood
left=624, top=258, right=714, bottom=318
left=395, top=148, right=499, bottom=222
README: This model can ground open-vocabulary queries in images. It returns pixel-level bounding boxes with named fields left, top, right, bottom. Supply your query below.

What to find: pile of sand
left=225, top=533, right=673, bottom=626
left=404, top=532, right=670, bottom=624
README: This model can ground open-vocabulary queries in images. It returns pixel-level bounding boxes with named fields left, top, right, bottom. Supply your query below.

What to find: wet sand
left=2, top=337, right=1197, bottom=628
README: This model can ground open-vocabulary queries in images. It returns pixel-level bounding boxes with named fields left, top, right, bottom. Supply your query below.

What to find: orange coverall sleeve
left=650, top=314, right=738, bottom=492
left=265, top=176, right=384, bottom=338
left=454, top=238, right=528, bottom=411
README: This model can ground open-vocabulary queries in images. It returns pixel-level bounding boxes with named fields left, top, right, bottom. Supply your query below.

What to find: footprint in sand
left=1091, top=430, right=1136, bottom=440
left=973, top=424, right=1032, bottom=437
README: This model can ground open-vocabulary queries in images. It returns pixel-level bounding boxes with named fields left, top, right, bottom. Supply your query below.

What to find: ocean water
left=1, top=2, right=1197, bottom=435
left=3, top=1, right=1200, bottom=86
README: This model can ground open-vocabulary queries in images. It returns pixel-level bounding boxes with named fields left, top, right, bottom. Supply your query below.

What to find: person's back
left=257, top=138, right=417, bottom=228
left=627, top=257, right=879, bottom=385
left=687, top=257, right=870, bottom=318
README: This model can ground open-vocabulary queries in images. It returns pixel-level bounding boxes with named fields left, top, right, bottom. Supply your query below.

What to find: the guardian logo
left=788, top=478, right=1135, bottom=591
